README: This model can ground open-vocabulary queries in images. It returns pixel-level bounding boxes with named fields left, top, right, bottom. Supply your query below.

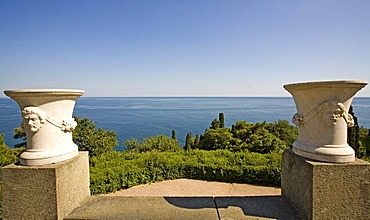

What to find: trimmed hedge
left=89, top=149, right=282, bottom=195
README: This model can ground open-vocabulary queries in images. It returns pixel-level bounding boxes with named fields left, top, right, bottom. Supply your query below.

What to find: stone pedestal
left=282, top=149, right=370, bottom=219
left=1, top=152, right=90, bottom=220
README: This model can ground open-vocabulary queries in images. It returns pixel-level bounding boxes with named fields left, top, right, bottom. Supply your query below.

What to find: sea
left=0, top=97, right=369, bottom=151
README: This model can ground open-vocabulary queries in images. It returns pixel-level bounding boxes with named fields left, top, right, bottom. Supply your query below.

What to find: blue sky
left=0, top=0, right=369, bottom=97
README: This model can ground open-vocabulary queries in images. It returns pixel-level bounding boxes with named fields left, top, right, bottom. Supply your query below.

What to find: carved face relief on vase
left=346, top=114, right=355, bottom=127
left=292, top=113, right=304, bottom=127
left=21, top=106, right=78, bottom=133
left=318, top=100, right=346, bottom=127
left=22, top=107, right=47, bottom=132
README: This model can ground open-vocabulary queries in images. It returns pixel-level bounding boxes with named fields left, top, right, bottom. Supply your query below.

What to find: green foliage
left=361, top=156, right=370, bottom=162
left=210, top=118, right=221, bottom=129
left=356, top=127, right=370, bottom=159
left=231, top=120, right=254, bottom=142
left=89, top=149, right=281, bottom=195
left=248, top=131, right=286, bottom=154
left=347, top=106, right=365, bottom=157
left=198, top=128, right=236, bottom=151
left=193, top=134, right=200, bottom=149
left=219, top=113, right=225, bottom=128
left=171, top=130, right=177, bottom=141
left=13, top=127, right=26, bottom=148
left=0, top=134, right=22, bottom=167
left=209, top=113, right=226, bottom=129
left=125, top=134, right=181, bottom=153
left=198, top=119, right=290, bottom=153
left=73, top=117, right=118, bottom=157
left=232, top=121, right=288, bottom=154
left=184, top=132, right=192, bottom=151
left=347, top=106, right=370, bottom=158
left=265, top=120, right=298, bottom=146
left=124, top=138, right=140, bottom=151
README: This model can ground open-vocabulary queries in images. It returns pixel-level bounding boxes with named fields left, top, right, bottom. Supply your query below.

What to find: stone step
left=65, top=196, right=303, bottom=220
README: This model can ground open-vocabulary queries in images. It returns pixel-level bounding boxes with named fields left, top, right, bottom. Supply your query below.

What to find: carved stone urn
left=4, top=89, right=84, bottom=166
left=284, top=80, right=367, bottom=163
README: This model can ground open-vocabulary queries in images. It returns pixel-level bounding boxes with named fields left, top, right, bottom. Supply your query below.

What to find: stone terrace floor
left=65, top=179, right=304, bottom=220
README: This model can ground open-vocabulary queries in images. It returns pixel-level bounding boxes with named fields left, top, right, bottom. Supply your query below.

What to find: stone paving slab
left=65, top=196, right=219, bottom=220
left=215, top=196, right=304, bottom=220
left=65, top=196, right=303, bottom=220
left=65, top=179, right=303, bottom=219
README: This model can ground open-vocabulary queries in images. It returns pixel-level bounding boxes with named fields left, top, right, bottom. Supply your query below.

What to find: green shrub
left=125, top=134, right=181, bottom=153
left=89, top=149, right=282, bottom=195
left=73, top=117, right=118, bottom=157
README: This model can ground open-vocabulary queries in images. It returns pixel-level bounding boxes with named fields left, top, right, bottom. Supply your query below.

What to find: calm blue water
left=0, top=97, right=369, bottom=151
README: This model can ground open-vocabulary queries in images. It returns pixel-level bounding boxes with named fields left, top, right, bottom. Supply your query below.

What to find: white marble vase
left=4, top=89, right=84, bottom=166
left=284, top=80, right=367, bottom=163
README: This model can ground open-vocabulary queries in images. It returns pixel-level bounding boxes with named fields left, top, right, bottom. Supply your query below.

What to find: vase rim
left=283, top=80, right=368, bottom=90
left=4, top=89, right=85, bottom=97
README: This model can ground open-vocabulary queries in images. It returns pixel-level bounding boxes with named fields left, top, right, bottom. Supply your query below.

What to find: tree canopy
left=72, top=117, right=118, bottom=157
left=0, top=134, right=22, bottom=167
left=125, top=134, right=181, bottom=153
left=195, top=115, right=295, bottom=154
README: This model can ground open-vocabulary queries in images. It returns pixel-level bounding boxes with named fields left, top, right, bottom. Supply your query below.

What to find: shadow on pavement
left=165, top=196, right=304, bottom=219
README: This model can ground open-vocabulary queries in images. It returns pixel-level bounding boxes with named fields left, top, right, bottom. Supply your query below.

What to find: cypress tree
left=184, top=132, right=192, bottom=151
left=347, top=106, right=355, bottom=147
left=171, top=130, right=177, bottom=141
left=347, top=106, right=362, bottom=157
left=193, top=134, right=200, bottom=149
left=219, top=113, right=225, bottom=128
left=210, top=119, right=220, bottom=129
left=231, top=124, right=235, bottom=134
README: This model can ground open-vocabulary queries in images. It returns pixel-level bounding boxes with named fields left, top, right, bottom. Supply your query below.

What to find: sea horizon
left=1, top=97, right=369, bottom=150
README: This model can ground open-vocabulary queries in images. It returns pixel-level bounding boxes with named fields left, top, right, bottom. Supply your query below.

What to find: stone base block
left=1, top=152, right=90, bottom=220
left=281, top=149, right=370, bottom=219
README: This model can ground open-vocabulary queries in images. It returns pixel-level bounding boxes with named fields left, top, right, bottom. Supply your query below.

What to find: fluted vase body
left=284, top=80, right=367, bottom=163
left=4, top=89, right=84, bottom=166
